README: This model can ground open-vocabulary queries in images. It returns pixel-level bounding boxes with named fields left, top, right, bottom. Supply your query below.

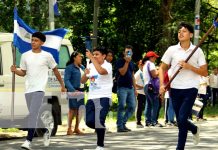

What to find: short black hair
left=107, top=49, right=114, bottom=56
left=32, top=32, right=46, bottom=42
left=93, top=46, right=107, bottom=55
left=178, top=22, right=194, bottom=33
left=125, top=45, right=133, bottom=50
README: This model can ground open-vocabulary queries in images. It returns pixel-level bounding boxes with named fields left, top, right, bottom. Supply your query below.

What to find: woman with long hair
left=64, top=51, right=85, bottom=135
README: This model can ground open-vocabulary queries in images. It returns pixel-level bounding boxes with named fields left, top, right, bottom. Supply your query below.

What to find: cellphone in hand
left=127, top=51, right=132, bottom=57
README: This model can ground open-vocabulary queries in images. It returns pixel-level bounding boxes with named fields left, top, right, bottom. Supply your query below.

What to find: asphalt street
left=0, top=119, right=218, bottom=150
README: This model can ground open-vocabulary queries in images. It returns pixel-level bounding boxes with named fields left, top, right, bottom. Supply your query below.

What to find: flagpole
left=11, top=0, right=17, bottom=122
left=11, top=45, right=16, bottom=122
left=49, top=0, right=55, bottom=30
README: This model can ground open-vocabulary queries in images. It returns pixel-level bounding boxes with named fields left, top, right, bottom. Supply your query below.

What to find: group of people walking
left=11, top=21, right=212, bottom=150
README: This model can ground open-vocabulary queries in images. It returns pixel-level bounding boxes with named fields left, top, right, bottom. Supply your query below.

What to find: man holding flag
left=11, top=8, right=67, bottom=150
left=11, top=31, right=66, bottom=149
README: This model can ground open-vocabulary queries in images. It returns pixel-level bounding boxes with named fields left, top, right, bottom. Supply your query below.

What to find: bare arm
left=150, top=70, right=158, bottom=78
left=132, top=72, right=137, bottom=89
left=179, top=61, right=208, bottom=77
left=81, top=69, right=89, bottom=84
left=86, top=50, right=108, bottom=75
left=53, top=67, right=66, bottom=92
left=118, top=57, right=131, bottom=76
left=136, top=84, right=144, bottom=89
left=10, top=65, right=26, bottom=77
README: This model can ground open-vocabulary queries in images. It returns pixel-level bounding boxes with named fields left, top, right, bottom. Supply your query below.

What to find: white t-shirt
left=209, top=74, right=218, bottom=88
left=87, top=60, right=113, bottom=99
left=142, top=60, right=156, bottom=85
left=20, top=50, right=57, bottom=93
left=198, top=76, right=208, bottom=95
left=80, top=67, right=85, bottom=88
left=134, top=69, right=145, bottom=95
left=161, top=43, right=206, bottom=89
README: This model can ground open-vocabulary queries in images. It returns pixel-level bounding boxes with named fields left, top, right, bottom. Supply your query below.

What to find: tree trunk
left=160, top=0, right=173, bottom=55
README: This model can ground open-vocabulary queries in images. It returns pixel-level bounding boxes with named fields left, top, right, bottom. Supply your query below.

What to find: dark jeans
left=197, top=94, right=208, bottom=119
left=136, top=93, right=146, bottom=123
left=170, top=88, right=198, bottom=150
left=165, top=98, right=175, bottom=123
left=85, top=98, right=110, bottom=147
left=211, top=88, right=218, bottom=106
left=25, top=91, right=44, bottom=142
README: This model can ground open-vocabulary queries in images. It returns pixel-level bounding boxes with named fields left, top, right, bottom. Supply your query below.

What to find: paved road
left=0, top=119, right=218, bottom=150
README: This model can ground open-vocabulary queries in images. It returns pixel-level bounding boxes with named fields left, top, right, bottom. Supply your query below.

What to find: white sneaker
left=193, top=126, right=200, bottom=145
left=95, top=146, right=104, bottom=150
left=21, top=140, right=31, bottom=150
left=43, top=130, right=51, bottom=146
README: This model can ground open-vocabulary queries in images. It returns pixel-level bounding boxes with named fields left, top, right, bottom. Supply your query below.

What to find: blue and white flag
left=53, top=0, right=60, bottom=16
left=13, top=8, right=67, bottom=63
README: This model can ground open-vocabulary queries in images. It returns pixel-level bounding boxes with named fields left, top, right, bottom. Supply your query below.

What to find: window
left=58, top=45, right=70, bottom=69
left=0, top=46, right=2, bottom=75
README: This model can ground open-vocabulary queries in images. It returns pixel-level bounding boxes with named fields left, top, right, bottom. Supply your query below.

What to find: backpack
left=147, top=62, right=159, bottom=93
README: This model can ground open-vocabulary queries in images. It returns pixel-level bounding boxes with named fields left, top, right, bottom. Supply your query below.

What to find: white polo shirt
left=161, top=43, right=206, bottom=89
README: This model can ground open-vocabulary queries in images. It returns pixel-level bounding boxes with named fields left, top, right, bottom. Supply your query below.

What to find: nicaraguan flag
left=53, top=0, right=60, bottom=16
left=13, top=8, right=67, bottom=63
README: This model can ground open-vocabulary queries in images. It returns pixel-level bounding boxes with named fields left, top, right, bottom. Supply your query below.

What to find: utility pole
left=194, top=0, right=201, bottom=45
left=49, top=0, right=55, bottom=30
left=92, top=0, right=100, bottom=48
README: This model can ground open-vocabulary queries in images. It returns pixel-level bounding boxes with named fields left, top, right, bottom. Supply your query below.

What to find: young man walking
left=11, top=32, right=66, bottom=149
left=159, top=22, right=207, bottom=150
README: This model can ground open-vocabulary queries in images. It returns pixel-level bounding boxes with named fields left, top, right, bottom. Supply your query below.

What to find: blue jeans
left=116, top=87, right=136, bottom=129
left=144, top=84, right=159, bottom=124
left=170, top=88, right=198, bottom=150
left=85, top=98, right=110, bottom=147
left=165, top=98, right=175, bottom=123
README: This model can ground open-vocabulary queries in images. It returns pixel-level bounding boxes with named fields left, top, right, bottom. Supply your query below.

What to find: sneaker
left=152, top=123, right=163, bottom=127
left=193, top=126, right=200, bottom=145
left=136, top=122, right=144, bottom=128
left=117, top=128, right=128, bottom=132
left=123, top=124, right=131, bottom=131
left=21, top=140, right=31, bottom=150
left=95, top=146, right=104, bottom=150
left=145, top=122, right=152, bottom=127
left=43, top=130, right=51, bottom=146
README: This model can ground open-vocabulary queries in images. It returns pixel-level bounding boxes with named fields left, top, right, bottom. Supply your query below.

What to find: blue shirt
left=116, top=58, right=135, bottom=88
left=64, top=64, right=81, bottom=92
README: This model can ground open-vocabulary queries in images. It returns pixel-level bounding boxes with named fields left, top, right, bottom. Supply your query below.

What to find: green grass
left=0, top=128, right=19, bottom=132
left=204, top=105, right=218, bottom=118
